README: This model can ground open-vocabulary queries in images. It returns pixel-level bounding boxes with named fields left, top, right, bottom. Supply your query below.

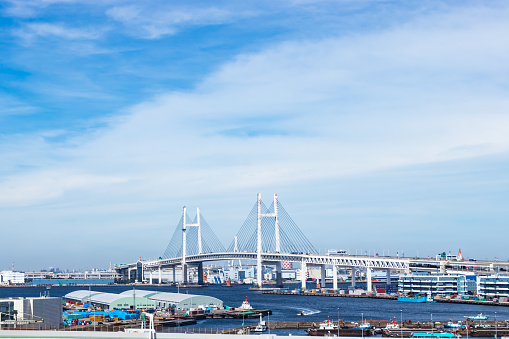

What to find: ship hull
left=307, top=328, right=373, bottom=336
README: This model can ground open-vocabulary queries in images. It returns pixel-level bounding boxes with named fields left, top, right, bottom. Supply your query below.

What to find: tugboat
left=239, top=296, right=253, bottom=310
left=465, top=313, right=488, bottom=321
left=253, top=313, right=267, bottom=332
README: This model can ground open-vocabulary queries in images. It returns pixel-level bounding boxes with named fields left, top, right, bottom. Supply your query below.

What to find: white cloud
left=2, top=3, right=509, bottom=268
left=106, top=4, right=236, bottom=39
left=13, top=22, right=107, bottom=43
left=3, top=4, right=509, bottom=206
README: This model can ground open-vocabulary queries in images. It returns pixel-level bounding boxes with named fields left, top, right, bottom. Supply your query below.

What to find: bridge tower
left=256, top=193, right=280, bottom=288
left=182, top=206, right=202, bottom=284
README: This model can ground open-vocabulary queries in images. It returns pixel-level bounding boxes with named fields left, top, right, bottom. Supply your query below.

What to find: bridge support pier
left=182, top=264, right=188, bottom=284
left=351, top=267, right=356, bottom=288
left=332, top=265, right=338, bottom=290
left=275, top=262, right=283, bottom=288
left=172, top=266, right=176, bottom=283
left=301, top=261, right=307, bottom=289
left=386, top=268, right=391, bottom=285
left=197, top=262, right=204, bottom=285
left=366, top=267, right=372, bottom=292
left=320, top=265, right=326, bottom=288
left=158, top=266, right=162, bottom=285
left=149, top=271, right=153, bottom=284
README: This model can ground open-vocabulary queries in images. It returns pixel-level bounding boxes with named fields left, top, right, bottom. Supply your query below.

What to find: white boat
left=465, top=313, right=488, bottom=321
left=253, top=313, right=267, bottom=332
left=239, top=296, right=253, bottom=310
left=317, top=318, right=338, bottom=330
left=385, top=321, right=400, bottom=330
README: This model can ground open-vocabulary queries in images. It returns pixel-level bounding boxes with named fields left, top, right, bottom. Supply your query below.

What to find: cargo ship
left=398, top=294, right=436, bottom=303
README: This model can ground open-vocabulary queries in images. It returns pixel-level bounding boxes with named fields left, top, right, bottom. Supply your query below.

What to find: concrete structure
left=0, top=297, right=62, bottom=327
left=27, top=278, right=114, bottom=286
left=0, top=271, right=25, bottom=285
left=24, top=270, right=118, bottom=281
left=477, top=274, right=509, bottom=298
left=398, top=273, right=477, bottom=295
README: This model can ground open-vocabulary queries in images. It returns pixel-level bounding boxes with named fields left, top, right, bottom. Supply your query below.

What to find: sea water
left=1, top=283, right=507, bottom=336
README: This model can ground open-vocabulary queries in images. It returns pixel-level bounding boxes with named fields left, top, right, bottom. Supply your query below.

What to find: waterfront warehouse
left=119, top=290, right=223, bottom=309
left=64, top=290, right=155, bottom=310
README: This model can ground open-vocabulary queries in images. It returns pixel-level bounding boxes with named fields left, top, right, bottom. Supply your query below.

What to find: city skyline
left=1, top=0, right=508, bottom=270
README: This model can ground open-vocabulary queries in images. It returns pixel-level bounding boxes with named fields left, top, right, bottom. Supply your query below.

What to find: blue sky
left=1, top=0, right=508, bottom=271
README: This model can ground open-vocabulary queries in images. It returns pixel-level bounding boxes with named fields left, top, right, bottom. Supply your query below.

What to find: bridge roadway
left=117, top=252, right=509, bottom=292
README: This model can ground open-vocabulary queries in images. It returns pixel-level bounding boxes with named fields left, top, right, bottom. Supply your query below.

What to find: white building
left=0, top=297, right=62, bottom=327
left=0, top=271, right=25, bottom=285
left=398, top=273, right=477, bottom=296
left=24, top=270, right=118, bottom=280
left=477, top=274, right=509, bottom=298
left=224, top=266, right=255, bottom=282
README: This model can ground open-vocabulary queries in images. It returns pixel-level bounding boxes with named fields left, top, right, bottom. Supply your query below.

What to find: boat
left=410, top=333, right=456, bottom=338
left=353, top=322, right=373, bottom=330
left=444, top=321, right=463, bottom=329
left=385, top=320, right=399, bottom=330
left=307, top=318, right=373, bottom=336
left=239, top=296, right=253, bottom=310
left=398, top=296, right=427, bottom=303
left=253, top=313, right=267, bottom=332
left=299, top=311, right=306, bottom=316
left=465, top=313, right=488, bottom=321
left=398, top=293, right=436, bottom=303
left=426, top=293, right=436, bottom=303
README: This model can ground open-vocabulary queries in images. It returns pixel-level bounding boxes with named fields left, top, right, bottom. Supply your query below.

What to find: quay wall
left=262, top=291, right=509, bottom=307
left=0, top=330, right=316, bottom=339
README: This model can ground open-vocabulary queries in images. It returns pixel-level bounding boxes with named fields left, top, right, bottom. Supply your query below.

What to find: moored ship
left=307, top=319, right=373, bottom=336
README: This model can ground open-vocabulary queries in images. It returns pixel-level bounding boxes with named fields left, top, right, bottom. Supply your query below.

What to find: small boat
left=385, top=321, right=400, bottom=330
left=239, top=296, right=253, bottom=310
left=444, top=321, right=463, bottom=329
left=465, top=313, right=488, bottom=321
left=353, top=322, right=373, bottom=330
left=253, top=313, right=267, bottom=332
left=299, top=311, right=306, bottom=316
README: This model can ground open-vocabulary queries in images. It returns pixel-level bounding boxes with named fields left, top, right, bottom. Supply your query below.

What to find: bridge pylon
left=256, top=193, right=279, bottom=287
left=182, top=206, right=201, bottom=284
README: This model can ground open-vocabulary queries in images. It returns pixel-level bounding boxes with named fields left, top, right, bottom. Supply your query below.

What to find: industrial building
left=64, top=290, right=155, bottom=310
left=64, top=289, right=223, bottom=311
left=0, top=297, right=62, bottom=327
left=0, top=270, right=25, bottom=285
left=119, top=290, right=223, bottom=310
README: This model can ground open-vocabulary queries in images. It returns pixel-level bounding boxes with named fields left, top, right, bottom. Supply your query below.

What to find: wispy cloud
left=13, top=22, right=107, bottom=43
left=106, top=4, right=236, bottom=39
left=2, top=0, right=89, bottom=18
left=4, top=3, right=509, bottom=203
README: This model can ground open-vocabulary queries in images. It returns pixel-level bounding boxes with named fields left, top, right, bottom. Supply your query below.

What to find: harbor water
left=2, top=283, right=508, bottom=336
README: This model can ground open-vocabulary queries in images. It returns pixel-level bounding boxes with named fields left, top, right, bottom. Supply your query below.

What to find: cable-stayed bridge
left=116, top=194, right=509, bottom=291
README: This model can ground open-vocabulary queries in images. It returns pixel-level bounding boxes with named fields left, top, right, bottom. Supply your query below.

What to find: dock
left=262, top=290, right=397, bottom=300
left=262, top=291, right=509, bottom=307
